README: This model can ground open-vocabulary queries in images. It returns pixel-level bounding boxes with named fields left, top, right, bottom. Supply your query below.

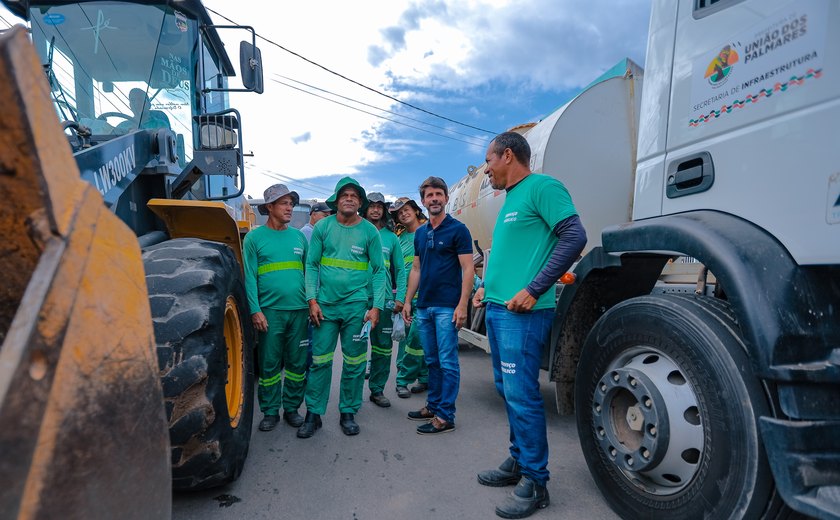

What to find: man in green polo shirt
left=298, top=177, right=386, bottom=438
left=473, top=132, right=586, bottom=519
left=243, top=184, right=309, bottom=432
left=363, top=192, right=407, bottom=408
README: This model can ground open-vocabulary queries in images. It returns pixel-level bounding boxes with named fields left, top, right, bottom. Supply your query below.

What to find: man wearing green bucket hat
left=298, top=177, right=386, bottom=438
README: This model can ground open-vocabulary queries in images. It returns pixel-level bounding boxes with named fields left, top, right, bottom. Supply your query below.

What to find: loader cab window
left=28, top=2, right=199, bottom=162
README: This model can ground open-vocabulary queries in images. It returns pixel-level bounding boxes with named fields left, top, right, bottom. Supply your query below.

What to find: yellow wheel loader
left=0, top=1, right=265, bottom=516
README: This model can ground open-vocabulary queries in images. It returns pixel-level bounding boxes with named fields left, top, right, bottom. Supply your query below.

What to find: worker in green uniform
left=244, top=184, right=309, bottom=432
left=391, top=197, right=429, bottom=398
left=297, top=177, right=386, bottom=438
left=364, top=193, right=407, bottom=408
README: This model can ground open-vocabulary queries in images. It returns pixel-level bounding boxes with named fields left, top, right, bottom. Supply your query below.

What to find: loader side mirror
left=239, top=41, right=263, bottom=94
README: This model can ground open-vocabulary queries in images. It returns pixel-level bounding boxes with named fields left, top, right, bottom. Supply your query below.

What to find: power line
left=253, top=169, right=334, bottom=196
left=271, top=77, right=488, bottom=147
left=205, top=6, right=499, bottom=135
left=274, top=73, right=488, bottom=142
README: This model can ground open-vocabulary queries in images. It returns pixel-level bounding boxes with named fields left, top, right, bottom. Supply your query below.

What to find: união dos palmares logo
left=705, top=45, right=739, bottom=86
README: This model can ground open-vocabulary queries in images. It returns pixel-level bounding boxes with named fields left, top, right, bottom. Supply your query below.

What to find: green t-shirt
left=243, top=225, right=308, bottom=312
left=484, top=174, right=578, bottom=310
left=397, top=230, right=416, bottom=271
left=367, top=228, right=407, bottom=304
left=306, top=216, right=386, bottom=308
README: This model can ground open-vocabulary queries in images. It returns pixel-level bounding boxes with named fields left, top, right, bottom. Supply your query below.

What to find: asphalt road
left=173, top=344, right=618, bottom=520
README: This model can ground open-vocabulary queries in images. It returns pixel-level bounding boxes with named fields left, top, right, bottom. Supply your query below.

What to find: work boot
left=370, top=392, right=391, bottom=408
left=410, top=382, right=428, bottom=394
left=258, top=414, right=279, bottom=432
left=396, top=386, right=411, bottom=398
left=495, top=476, right=550, bottom=519
left=296, top=412, right=322, bottom=439
left=478, top=457, right=522, bottom=487
left=339, top=413, right=360, bottom=436
left=283, top=410, right=304, bottom=428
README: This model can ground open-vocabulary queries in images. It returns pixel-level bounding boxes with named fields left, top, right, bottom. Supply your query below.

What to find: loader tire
left=143, top=238, right=255, bottom=490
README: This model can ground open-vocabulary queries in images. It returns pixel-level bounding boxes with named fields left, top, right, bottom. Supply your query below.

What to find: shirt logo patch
left=293, top=247, right=304, bottom=256
left=351, top=245, right=365, bottom=255
left=503, top=211, right=518, bottom=224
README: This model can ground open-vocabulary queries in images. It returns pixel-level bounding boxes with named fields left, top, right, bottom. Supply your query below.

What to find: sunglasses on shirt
left=426, top=228, right=434, bottom=250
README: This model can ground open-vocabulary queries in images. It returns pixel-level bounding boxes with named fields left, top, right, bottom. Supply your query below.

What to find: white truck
left=450, top=0, right=840, bottom=518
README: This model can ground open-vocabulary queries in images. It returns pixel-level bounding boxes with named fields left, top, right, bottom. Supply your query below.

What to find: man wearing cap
left=301, top=201, right=332, bottom=242
left=363, top=193, right=407, bottom=408
left=298, top=177, right=386, bottom=438
left=243, top=184, right=309, bottom=432
left=402, top=176, right=474, bottom=435
left=391, top=197, right=429, bottom=399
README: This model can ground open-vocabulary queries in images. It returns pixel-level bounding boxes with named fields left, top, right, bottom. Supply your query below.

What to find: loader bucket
left=0, top=27, right=171, bottom=519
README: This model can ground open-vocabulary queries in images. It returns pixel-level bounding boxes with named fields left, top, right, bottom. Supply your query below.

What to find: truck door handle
left=667, top=152, right=714, bottom=198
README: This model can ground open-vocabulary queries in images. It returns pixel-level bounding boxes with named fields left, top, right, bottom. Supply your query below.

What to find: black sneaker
left=417, top=416, right=455, bottom=435
left=410, top=382, right=428, bottom=393
left=283, top=410, right=304, bottom=428
left=296, top=412, right=322, bottom=439
left=258, top=414, right=279, bottom=432
left=339, top=413, right=360, bottom=436
left=396, top=386, right=411, bottom=398
left=370, top=392, right=391, bottom=408
left=407, top=407, right=435, bottom=421
left=495, top=476, right=549, bottom=519
left=478, top=456, right=522, bottom=487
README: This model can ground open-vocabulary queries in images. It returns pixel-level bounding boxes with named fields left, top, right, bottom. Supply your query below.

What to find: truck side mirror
left=239, top=41, right=263, bottom=94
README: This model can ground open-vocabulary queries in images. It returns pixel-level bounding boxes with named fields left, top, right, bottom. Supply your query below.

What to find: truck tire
left=143, top=238, right=254, bottom=490
left=575, top=294, right=778, bottom=519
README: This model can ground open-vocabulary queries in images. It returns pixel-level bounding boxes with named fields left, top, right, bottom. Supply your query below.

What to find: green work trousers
left=395, top=306, right=428, bottom=387
left=257, top=308, right=309, bottom=415
left=368, top=302, right=395, bottom=394
left=305, top=301, right=369, bottom=415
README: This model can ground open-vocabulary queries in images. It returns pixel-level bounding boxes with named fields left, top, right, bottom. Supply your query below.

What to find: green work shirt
left=367, top=228, right=407, bottom=304
left=484, top=174, right=578, bottom=310
left=306, top=216, right=386, bottom=309
left=243, top=225, right=308, bottom=313
left=397, top=230, right=416, bottom=271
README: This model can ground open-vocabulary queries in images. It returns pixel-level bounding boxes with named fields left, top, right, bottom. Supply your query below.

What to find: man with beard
left=473, top=131, right=586, bottom=518
left=363, top=193, right=407, bottom=408
left=391, top=197, right=429, bottom=398
left=298, top=177, right=385, bottom=438
left=244, top=184, right=309, bottom=432
left=402, top=177, right=474, bottom=435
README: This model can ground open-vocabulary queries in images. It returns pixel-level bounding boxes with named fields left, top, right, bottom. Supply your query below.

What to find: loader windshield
left=28, top=2, right=202, bottom=160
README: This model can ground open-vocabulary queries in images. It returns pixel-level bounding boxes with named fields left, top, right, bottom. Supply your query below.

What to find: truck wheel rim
left=223, top=296, right=244, bottom=428
left=592, top=348, right=704, bottom=495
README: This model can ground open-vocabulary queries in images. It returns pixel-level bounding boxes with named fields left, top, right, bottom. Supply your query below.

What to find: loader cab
left=11, top=0, right=262, bottom=209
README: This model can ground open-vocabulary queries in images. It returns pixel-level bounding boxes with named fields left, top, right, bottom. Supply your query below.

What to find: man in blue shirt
left=402, top=176, right=474, bottom=434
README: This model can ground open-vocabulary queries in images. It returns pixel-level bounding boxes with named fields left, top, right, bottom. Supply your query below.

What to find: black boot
left=339, top=413, right=360, bottom=436
left=477, top=456, right=522, bottom=487
left=296, top=412, right=321, bottom=439
left=258, top=414, right=279, bottom=432
left=283, top=410, right=304, bottom=428
left=495, top=476, right=549, bottom=519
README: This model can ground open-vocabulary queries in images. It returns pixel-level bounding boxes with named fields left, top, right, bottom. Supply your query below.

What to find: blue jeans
left=485, top=303, right=554, bottom=486
left=415, top=306, right=460, bottom=424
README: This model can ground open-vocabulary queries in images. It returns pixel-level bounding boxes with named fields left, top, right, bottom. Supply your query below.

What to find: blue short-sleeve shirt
left=414, top=214, right=473, bottom=308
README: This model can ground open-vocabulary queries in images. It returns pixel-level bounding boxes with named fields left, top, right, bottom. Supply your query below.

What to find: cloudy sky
left=2, top=0, right=652, bottom=203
